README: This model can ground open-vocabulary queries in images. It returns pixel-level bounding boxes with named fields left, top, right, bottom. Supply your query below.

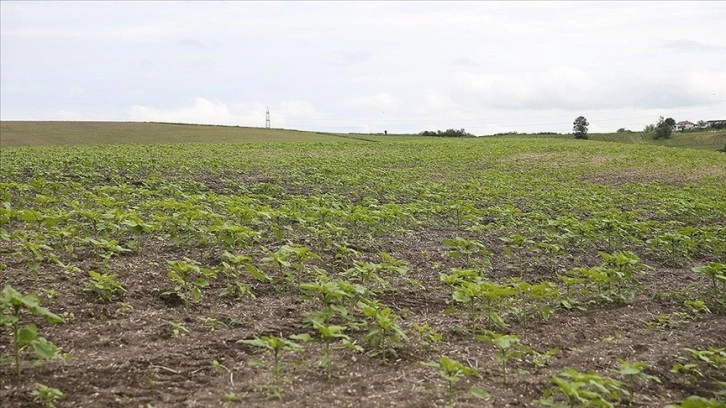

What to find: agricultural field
left=1, top=134, right=725, bottom=407
left=0, top=121, right=351, bottom=147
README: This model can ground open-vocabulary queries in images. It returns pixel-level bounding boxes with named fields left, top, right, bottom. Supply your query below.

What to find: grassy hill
left=587, top=130, right=726, bottom=151
left=491, top=129, right=726, bottom=151
left=2, top=121, right=725, bottom=151
left=0, top=121, right=351, bottom=147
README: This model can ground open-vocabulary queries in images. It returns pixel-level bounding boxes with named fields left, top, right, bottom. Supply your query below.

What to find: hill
left=487, top=129, right=726, bottom=151
left=0, top=121, right=351, bottom=147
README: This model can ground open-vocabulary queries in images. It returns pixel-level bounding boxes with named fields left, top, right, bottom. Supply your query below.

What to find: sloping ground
left=1, top=138, right=725, bottom=407
left=587, top=130, right=726, bottom=151
left=0, top=121, right=351, bottom=147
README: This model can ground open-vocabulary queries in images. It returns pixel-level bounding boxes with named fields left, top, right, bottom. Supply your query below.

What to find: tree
left=653, top=116, right=675, bottom=140
left=573, top=116, right=589, bottom=139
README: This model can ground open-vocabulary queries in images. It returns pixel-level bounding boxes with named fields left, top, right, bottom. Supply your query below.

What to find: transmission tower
left=265, top=107, right=271, bottom=129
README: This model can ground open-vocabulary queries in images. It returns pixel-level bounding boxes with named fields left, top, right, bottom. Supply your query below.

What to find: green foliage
left=308, top=315, right=361, bottom=380
left=1, top=285, right=65, bottom=377
left=420, top=355, right=487, bottom=405
left=82, top=270, right=126, bottom=302
left=357, top=299, right=408, bottom=365
left=163, top=258, right=215, bottom=304
left=2, top=125, right=726, bottom=406
left=419, top=128, right=473, bottom=137
left=166, top=321, right=190, bottom=338
left=692, top=262, right=726, bottom=311
left=573, top=116, right=589, bottom=139
left=666, top=396, right=726, bottom=408
left=539, top=368, right=626, bottom=407
left=653, top=116, right=676, bottom=140
left=32, top=383, right=64, bottom=408
left=617, top=360, right=660, bottom=405
left=476, top=331, right=534, bottom=385
left=411, top=323, right=443, bottom=353
left=443, top=237, right=490, bottom=268
left=219, top=281, right=256, bottom=300
left=237, top=334, right=310, bottom=398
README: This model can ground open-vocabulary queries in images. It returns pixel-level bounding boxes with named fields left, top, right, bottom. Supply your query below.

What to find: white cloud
left=2, top=2, right=725, bottom=135
left=126, top=98, right=322, bottom=129
left=344, top=93, right=401, bottom=110
left=128, top=98, right=240, bottom=125
left=453, top=66, right=606, bottom=110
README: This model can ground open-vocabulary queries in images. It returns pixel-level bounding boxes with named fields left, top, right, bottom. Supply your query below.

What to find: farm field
left=1, top=135, right=725, bottom=407
left=0, top=121, right=353, bottom=147
left=485, top=130, right=726, bottom=152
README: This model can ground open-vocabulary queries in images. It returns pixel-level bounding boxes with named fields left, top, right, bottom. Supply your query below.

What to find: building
left=705, top=120, right=726, bottom=129
left=674, top=120, right=696, bottom=131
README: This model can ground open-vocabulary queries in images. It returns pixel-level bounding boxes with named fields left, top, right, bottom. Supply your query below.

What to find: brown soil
left=2, top=236, right=724, bottom=408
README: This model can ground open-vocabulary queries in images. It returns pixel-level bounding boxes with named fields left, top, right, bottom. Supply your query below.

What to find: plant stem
left=273, top=349, right=280, bottom=388
left=325, top=342, right=332, bottom=380
left=14, top=321, right=21, bottom=377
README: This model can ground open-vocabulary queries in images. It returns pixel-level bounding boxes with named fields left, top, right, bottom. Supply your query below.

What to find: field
left=0, top=121, right=352, bottom=147
left=489, top=130, right=726, bottom=152
left=1, top=126, right=725, bottom=407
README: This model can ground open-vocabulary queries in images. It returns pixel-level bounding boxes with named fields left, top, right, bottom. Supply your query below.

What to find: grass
left=0, top=121, right=353, bottom=147
left=587, top=130, right=726, bottom=151
left=487, top=129, right=726, bottom=151
left=2, top=121, right=724, bottom=152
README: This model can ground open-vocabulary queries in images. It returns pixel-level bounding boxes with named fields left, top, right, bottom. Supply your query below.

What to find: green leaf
left=469, top=386, right=491, bottom=400
left=290, top=333, right=313, bottom=343
left=31, top=337, right=60, bottom=360
left=191, top=287, right=202, bottom=301
left=245, top=264, right=272, bottom=282
left=18, top=324, right=38, bottom=346
left=238, top=338, right=270, bottom=349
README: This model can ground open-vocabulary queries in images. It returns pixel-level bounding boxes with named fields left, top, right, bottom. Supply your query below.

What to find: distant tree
left=644, top=123, right=656, bottom=132
left=653, top=116, right=676, bottom=140
left=697, top=120, right=707, bottom=128
left=616, top=128, right=631, bottom=133
left=573, top=116, right=589, bottom=139
left=419, top=128, right=473, bottom=137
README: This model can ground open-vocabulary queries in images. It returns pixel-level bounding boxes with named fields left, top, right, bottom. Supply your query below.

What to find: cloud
left=277, top=100, right=319, bottom=118
left=452, top=57, right=479, bottom=67
left=662, top=39, right=726, bottom=52
left=178, top=38, right=209, bottom=49
left=453, top=66, right=606, bottom=110
left=126, top=98, right=322, bottom=128
left=343, top=93, right=401, bottom=110
left=333, top=49, right=371, bottom=66
left=128, top=98, right=239, bottom=125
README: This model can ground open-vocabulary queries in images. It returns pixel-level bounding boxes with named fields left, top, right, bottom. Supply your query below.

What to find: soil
left=1, top=142, right=725, bottom=408
left=1, top=234, right=724, bottom=408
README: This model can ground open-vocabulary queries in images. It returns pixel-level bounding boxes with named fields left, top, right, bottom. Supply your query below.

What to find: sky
left=1, top=1, right=725, bottom=135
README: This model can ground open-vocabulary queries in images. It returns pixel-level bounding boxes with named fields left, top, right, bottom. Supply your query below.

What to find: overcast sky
left=2, top=1, right=725, bottom=135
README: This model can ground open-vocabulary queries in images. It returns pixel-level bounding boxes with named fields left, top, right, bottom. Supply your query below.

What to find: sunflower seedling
left=1, top=285, right=65, bottom=377
left=420, top=355, right=489, bottom=406
left=237, top=333, right=310, bottom=398
left=476, top=331, right=531, bottom=385
left=82, top=270, right=126, bottom=303
left=539, top=368, right=626, bottom=407
left=166, top=321, right=190, bottom=338
left=32, top=383, right=64, bottom=408
left=358, top=299, right=408, bottom=365
left=163, top=258, right=215, bottom=304
left=309, top=316, right=356, bottom=380
left=618, top=360, right=660, bottom=406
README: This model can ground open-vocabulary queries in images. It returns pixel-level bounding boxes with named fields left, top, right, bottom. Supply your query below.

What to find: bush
left=419, top=129, right=473, bottom=137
